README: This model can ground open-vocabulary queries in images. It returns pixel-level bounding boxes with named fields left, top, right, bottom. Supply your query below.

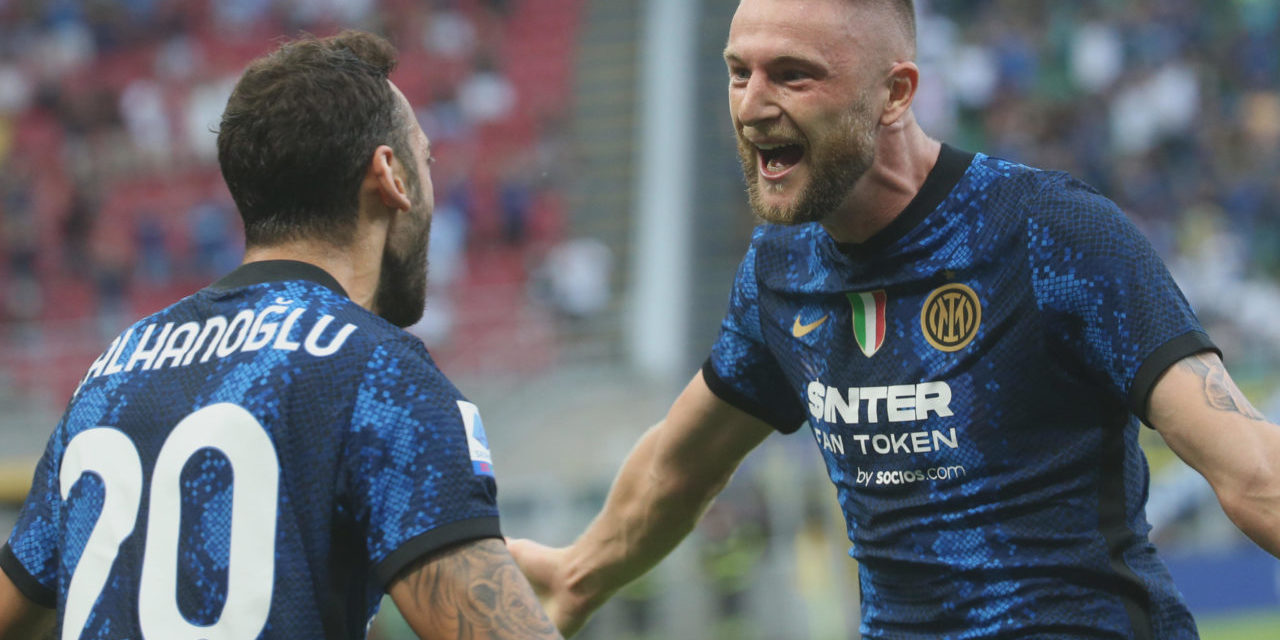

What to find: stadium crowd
left=921, top=0, right=1279, bottom=267
left=0, top=1, right=1277, bottom=638
left=0, top=0, right=578, bottom=397
left=913, top=0, right=1280, bottom=389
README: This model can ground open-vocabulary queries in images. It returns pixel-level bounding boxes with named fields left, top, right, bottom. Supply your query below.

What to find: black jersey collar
left=833, top=143, right=974, bottom=256
left=211, top=260, right=349, bottom=298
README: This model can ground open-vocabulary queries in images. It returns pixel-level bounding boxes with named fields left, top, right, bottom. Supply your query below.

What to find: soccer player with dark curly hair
left=0, top=31, right=561, bottom=640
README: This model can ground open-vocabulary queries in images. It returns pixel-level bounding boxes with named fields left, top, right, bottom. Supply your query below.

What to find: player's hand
left=506, top=538, right=595, bottom=637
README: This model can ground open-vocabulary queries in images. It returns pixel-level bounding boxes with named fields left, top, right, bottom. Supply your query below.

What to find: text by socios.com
left=854, top=464, right=967, bottom=487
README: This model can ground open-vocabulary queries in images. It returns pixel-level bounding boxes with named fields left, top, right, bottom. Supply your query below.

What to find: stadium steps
left=557, top=0, right=641, bottom=355
left=565, top=0, right=639, bottom=241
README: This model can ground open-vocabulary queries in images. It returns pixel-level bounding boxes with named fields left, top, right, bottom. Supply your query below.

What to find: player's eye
left=778, top=69, right=810, bottom=83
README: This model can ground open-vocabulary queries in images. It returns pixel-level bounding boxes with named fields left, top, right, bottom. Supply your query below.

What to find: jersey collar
left=210, top=260, right=349, bottom=298
left=832, top=143, right=975, bottom=257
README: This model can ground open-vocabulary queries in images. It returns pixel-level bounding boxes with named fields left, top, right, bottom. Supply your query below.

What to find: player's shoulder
left=971, top=153, right=1123, bottom=223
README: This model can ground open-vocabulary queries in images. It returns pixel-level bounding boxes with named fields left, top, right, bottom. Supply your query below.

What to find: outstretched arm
left=387, top=537, right=562, bottom=639
left=0, top=565, right=54, bottom=640
left=1147, top=351, right=1280, bottom=557
left=508, top=371, right=775, bottom=636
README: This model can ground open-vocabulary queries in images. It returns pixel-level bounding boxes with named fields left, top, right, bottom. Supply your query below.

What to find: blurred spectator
left=458, top=52, right=515, bottom=124
left=133, top=212, right=171, bottom=287
left=0, top=62, right=34, bottom=117
left=1069, top=21, right=1123, bottom=93
left=534, top=237, right=613, bottom=323
left=60, top=183, right=97, bottom=277
left=2, top=168, right=41, bottom=325
left=499, top=162, right=534, bottom=245
left=183, top=75, right=235, bottom=163
left=423, top=6, right=477, bottom=60
left=418, top=88, right=470, bottom=143
left=119, top=78, right=171, bottom=163
left=187, top=197, right=239, bottom=280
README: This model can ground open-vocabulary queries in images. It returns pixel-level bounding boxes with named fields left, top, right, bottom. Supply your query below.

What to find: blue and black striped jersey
left=705, top=145, right=1214, bottom=639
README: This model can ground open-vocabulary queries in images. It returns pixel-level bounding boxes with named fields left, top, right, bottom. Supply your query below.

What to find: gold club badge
left=921, top=283, right=981, bottom=352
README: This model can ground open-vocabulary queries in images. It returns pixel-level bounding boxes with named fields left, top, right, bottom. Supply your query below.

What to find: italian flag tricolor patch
left=846, top=290, right=887, bottom=358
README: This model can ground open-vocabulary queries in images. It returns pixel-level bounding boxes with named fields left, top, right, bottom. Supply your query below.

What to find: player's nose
left=734, top=74, right=782, bottom=126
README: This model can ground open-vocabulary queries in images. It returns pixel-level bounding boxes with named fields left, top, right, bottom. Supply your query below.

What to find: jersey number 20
left=60, top=403, right=278, bottom=640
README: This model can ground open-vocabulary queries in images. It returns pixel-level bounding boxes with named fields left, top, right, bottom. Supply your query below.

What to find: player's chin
left=750, top=183, right=808, bottom=225
left=755, top=167, right=805, bottom=202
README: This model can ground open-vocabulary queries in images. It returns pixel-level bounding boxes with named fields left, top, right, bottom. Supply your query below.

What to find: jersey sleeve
left=1026, top=174, right=1218, bottom=423
left=703, top=230, right=807, bottom=433
left=2, top=434, right=62, bottom=608
left=342, top=339, right=502, bottom=588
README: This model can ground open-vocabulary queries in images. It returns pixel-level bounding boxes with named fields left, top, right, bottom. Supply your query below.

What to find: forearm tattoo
left=1177, top=352, right=1267, bottom=421
left=394, top=538, right=559, bottom=639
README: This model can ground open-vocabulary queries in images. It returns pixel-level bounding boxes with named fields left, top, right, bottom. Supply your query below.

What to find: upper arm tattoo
left=391, top=538, right=560, bottom=640
left=1176, top=352, right=1267, bottom=421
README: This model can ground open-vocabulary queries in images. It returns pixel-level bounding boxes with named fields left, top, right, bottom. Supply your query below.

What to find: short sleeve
left=2, top=439, right=62, bottom=608
left=1027, top=175, right=1218, bottom=423
left=342, top=340, right=502, bottom=587
left=704, top=232, right=807, bottom=433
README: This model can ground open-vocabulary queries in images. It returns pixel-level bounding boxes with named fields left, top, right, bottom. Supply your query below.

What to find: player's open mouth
left=758, top=142, right=804, bottom=180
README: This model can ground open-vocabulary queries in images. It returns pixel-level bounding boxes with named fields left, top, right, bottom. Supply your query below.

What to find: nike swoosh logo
left=791, top=313, right=829, bottom=338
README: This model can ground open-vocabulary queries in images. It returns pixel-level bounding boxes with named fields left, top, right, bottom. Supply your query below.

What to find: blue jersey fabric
left=704, top=146, right=1216, bottom=639
left=1, top=260, right=501, bottom=639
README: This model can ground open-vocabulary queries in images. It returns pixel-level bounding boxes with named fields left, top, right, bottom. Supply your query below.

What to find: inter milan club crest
left=846, top=290, right=887, bottom=357
left=921, top=283, right=982, bottom=352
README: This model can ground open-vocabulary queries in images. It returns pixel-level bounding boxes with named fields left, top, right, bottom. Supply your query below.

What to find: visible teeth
left=767, top=158, right=785, bottom=172
left=757, top=142, right=790, bottom=150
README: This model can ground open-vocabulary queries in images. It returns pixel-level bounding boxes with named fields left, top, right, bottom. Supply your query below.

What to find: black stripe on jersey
left=1097, top=427, right=1154, bottom=640
left=210, top=259, right=349, bottom=298
left=0, top=542, right=55, bottom=608
left=1129, top=331, right=1220, bottom=425
left=701, top=358, right=806, bottom=433
left=373, top=516, right=503, bottom=588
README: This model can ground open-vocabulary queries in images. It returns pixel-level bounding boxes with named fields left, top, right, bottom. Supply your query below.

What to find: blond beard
left=737, top=101, right=877, bottom=225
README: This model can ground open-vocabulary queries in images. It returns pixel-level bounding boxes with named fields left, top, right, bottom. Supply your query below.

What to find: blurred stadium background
left=0, top=0, right=1277, bottom=638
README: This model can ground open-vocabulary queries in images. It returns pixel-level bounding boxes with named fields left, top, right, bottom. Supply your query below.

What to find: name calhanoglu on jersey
left=76, top=299, right=358, bottom=393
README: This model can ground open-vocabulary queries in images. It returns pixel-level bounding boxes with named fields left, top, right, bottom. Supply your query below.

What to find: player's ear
left=369, top=144, right=412, bottom=212
left=880, top=61, right=919, bottom=127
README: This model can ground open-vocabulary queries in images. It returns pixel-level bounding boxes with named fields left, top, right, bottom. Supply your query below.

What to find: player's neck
left=821, top=116, right=940, bottom=245
left=240, top=237, right=382, bottom=311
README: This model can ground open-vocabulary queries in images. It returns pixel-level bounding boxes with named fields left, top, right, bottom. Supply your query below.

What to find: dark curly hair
left=216, top=30, right=415, bottom=247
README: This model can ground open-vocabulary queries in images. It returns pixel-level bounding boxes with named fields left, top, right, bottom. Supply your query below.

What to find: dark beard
left=738, top=102, right=876, bottom=225
left=374, top=175, right=431, bottom=328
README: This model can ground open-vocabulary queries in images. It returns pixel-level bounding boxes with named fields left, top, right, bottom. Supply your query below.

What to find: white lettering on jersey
left=75, top=305, right=359, bottom=393
left=811, top=424, right=960, bottom=457
left=806, top=380, right=954, bottom=424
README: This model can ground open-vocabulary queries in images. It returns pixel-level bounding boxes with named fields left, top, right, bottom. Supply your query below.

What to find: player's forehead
left=724, top=0, right=860, bottom=66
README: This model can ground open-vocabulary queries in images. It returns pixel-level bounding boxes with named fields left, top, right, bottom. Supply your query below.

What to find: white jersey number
left=60, top=403, right=278, bottom=640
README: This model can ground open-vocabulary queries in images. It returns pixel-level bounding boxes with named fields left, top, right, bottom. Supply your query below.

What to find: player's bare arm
left=508, top=370, right=774, bottom=636
left=1148, top=351, right=1280, bottom=557
left=388, top=538, right=562, bottom=640
left=0, top=568, right=54, bottom=640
